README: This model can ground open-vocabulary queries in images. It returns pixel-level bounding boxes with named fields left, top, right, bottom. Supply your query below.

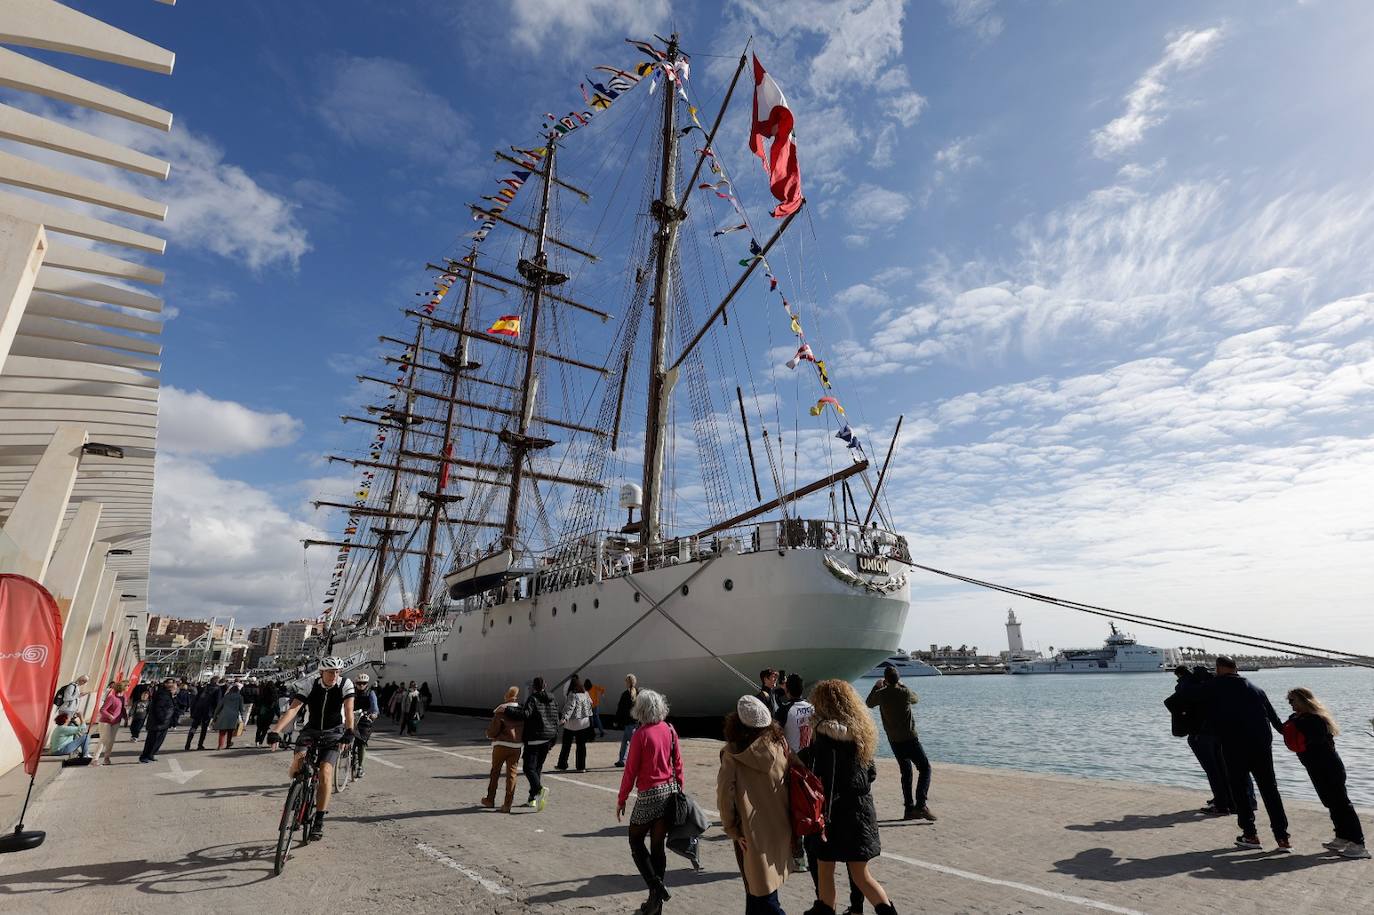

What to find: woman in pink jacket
left=94, top=680, right=127, bottom=766
left=616, top=689, right=682, bottom=915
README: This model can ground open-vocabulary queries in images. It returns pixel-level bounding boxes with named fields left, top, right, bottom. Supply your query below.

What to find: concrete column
left=0, top=423, right=87, bottom=579
left=42, top=499, right=102, bottom=625
left=81, top=586, right=120, bottom=718
left=0, top=211, right=46, bottom=373
left=59, top=545, right=109, bottom=683
left=74, top=567, right=116, bottom=688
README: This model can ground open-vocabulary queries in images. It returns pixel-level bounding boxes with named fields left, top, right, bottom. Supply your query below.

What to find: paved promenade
left=2, top=712, right=1369, bottom=914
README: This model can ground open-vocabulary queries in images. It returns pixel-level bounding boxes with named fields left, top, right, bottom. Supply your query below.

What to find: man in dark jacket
left=185, top=680, right=219, bottom=751
left=171, top=680, right=192, bottom=728
left=867, top=665, right=935, bottom=820
left=513, top=677, right=560, bottom=810
left=139, top=679, right=179, bottom=763
left=1204, top=657, right=1289, bottom=850
left=1166, top=667, right=1254, bottom=816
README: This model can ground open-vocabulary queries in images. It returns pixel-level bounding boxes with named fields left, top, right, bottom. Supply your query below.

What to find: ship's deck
left=4, top=712, right=1367, bottom=913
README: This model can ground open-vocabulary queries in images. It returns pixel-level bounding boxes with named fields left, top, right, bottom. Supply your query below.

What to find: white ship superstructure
left=1008, top=624, right=1175, bottom=674
left=314, top=36, right=912, bottom=713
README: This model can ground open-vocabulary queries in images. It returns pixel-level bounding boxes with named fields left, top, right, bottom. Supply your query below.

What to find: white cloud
left=506, top=0, right=670, bottom=56
left=318, top=56, right=480, bottom=181
left=923, top=136, right=981, bottom=203
left=943, top=0, right=1004, bottom=39
left=881, top=90, right=928, bottom=128
left=160, top=387, right=303, bottom=457
left=846, top=182, right=911, bottom=230
left=150, top=453, right=324, bottom=624
left=804, top=0, right=908, bottom=99
left=835, top=282, right=891, bottom=309
left=802, top=105, right=863, bottom=187
left=870, top=123, right=897, bottom=168
left=1092, top=27, right=1224, bottom=158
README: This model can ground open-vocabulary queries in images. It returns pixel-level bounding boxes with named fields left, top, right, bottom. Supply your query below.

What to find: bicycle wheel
left=299, top=776, right=317, bottom=846
left=274, top=778, right=305, bottom=876
left=333, top=749, right=351, bottom=793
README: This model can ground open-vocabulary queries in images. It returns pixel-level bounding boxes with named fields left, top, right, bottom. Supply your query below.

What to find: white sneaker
left=1338, top=843, right=1371, bottom=859
left=1323, top=839, right=1350, bottom=852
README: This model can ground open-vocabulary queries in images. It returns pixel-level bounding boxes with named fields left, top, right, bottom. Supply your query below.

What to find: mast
left=641, top=34, right=682, bottom=546
left=364, top=321, right=422, bottom=625
left=499, top=139, right=560, bottom=551
left=416, top=249, right=478, bottom=606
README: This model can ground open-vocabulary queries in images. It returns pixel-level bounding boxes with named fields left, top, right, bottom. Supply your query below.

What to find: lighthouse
left=1006, top=609, right=1025, bottom=655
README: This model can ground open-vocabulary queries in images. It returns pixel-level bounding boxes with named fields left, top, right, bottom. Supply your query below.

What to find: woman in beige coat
left=717, top=695, right=794, bottom=914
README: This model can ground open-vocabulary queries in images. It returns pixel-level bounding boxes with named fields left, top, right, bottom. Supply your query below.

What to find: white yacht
left=863, top=651, right=941, bottom=678
left=1008, top=624, right=1176, bottom=674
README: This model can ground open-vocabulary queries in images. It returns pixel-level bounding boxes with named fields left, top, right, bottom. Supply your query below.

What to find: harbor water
left=863, top=666, right=1374, bottom=806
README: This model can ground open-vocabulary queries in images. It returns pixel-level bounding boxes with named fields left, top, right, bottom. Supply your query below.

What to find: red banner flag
left=127, top=660, right=147, bottom=696
left=749, top=54, right=803, bottom=218
left=0, top=574, right=64, bottom=777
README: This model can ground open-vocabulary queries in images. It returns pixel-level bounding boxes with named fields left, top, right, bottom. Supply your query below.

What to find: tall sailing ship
left=313, top=37, right=913, bottom=716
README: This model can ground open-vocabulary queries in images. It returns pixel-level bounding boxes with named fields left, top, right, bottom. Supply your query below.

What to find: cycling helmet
left=319, top=656, right=345, bottom=671
left=356, top=673, right=370, bottom=684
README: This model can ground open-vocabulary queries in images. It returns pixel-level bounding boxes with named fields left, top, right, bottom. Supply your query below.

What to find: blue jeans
left=892, top=736, right=932, bottom=809
left=55, top=734, right=90, bottom=756
left=617, top=724, right=637, bottom=764
left=745, top=890, right=785, bottom=914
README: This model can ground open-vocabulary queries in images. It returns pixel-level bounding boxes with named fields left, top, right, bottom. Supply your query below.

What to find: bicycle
left=272, top=731, right=327, bottom=876
left=347, top=713, right=375, bottom=782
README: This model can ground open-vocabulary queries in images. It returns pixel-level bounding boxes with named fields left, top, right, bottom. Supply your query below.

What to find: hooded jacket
left=519, top=690, right=560, bottom=743
left=800, top=721, right=881, bottom=862
left=717, top=732, right=794, bottom=895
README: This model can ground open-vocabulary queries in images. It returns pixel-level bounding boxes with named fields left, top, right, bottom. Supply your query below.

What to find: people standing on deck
left=186, top=678, right=219, bottom=751
left=214, top=682, right=245, bottom=749
left=1167, top=666, right=1253, bottom=816
left=93, top=680, right=126, bottom=766
left=127, top=686, right=150, bottom=742
left=518, top=676, right=559, bottom=810
left=54, top=675, right=89, bottom=717
left=483, top=686, right=525, bottom=814
left=1283, top=687, right=1369, bottom=859
left=586, top=677, right=607, bottom=739
left=617, top=689, right=682, bottom=915
left=557, top=677, right=594, bottom=772
left=866, top=667, right=935, bottom=822
left=1204, top=656, right=1290, bottom=852
left=254, top=682, right=279, bottom=747
left=776, top=673, right=815, bottom=753
left=139, top=678, right=179, bottom=763
left=755, top=669, right=780, bottom=717
left=616, top=674, right=640, bottom=768
left=804, top=679, right=898, bottom=915
left=719, top=695, right=795, bottom=915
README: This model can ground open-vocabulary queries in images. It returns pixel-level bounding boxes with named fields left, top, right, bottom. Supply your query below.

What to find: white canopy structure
left=0, top=0, right=176, bottom=776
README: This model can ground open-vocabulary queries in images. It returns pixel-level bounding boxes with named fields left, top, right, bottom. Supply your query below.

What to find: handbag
left=234, top=718, right=245, bottom=738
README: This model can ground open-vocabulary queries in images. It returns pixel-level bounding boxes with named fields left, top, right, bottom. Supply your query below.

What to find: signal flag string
left=904, top=560, right=1374, bottom=671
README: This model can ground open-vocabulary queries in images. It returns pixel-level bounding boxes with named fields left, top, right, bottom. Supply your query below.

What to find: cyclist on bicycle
left=267, top=657, right=355, bottom=839
left=351, top=673, right=379, bottom=778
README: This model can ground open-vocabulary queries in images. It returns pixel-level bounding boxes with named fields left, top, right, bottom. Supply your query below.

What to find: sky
left=17, top=0, right=1373, bottom=657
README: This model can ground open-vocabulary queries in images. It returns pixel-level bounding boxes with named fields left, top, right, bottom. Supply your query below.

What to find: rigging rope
left=904, top=560, right=1374, bottom=669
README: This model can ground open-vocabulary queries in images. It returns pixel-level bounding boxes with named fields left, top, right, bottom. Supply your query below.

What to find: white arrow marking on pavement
left=155, top=758, right=201, bottom=784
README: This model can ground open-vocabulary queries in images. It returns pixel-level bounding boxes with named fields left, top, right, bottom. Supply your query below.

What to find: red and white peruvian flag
left=749, top=54, right=803, bottom=218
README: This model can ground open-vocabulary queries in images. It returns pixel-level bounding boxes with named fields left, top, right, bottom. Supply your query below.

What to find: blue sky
left=26, top=0, right=1373, bottom=655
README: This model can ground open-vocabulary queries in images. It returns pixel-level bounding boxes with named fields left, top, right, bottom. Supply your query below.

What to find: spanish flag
left=488, top=315, right=521, bottom=338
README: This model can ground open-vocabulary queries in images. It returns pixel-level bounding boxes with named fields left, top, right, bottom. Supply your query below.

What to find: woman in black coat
left=801, top=679, right=897, bottom=915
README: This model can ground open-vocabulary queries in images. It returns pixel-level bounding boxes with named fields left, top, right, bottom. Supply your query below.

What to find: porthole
left=723, top=579, right=734, bottom=591
left=572, top=603, right=578, bottom=613
left=681, top=584, right=689, bottom=596
left=442, top=653, right=449, bottom=661
left=633, top=592, right=641, bottom=603
left=552, top=607, right=558, bottom=617
left=594, top=598, right=600, bottom=609
left=508, top=615, right=512, bottom=625
left=458, top=626, right=463, bottom=634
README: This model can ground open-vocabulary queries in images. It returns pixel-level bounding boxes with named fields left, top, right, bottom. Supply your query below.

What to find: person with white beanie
left=719, top=694, right=795, bottom=914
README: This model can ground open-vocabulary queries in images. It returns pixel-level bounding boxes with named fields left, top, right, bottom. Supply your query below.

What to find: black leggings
left=629, top=814, right=670, bottom=891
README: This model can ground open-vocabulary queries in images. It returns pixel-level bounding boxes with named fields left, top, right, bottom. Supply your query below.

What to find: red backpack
left=788, top=760, right=827, bottom=839
left=1282, top=719, right=1306, bottom=754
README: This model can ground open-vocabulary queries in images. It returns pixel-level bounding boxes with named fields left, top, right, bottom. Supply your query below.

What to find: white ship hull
left=334, top=547, right=910, bottom=717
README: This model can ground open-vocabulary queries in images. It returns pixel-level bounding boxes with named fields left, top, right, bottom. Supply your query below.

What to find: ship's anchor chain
left=822, top=552, right=907, bottom=595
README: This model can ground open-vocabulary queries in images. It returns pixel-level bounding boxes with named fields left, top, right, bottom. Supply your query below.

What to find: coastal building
left=276, top=620, right=319, bottom=660
left=0, top=0, right=177, bottom=778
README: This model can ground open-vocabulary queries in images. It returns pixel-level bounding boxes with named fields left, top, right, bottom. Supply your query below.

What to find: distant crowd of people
left=479, top=666, right=929, bottom=915
left=1167, top=656, right=1368, bottom=858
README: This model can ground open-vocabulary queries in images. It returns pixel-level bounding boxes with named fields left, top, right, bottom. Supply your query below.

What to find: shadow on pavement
left=0, top=841, right=274, bottom=896
left=335, top=806, right=487, bottom=824
left=155, top=784, right=283, bottom=799
left=1065, top=809, right=1207, bottom=832
left=524, top=868, right=737, bottom=905
left=1054, top=845, right=1352, bottom=882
